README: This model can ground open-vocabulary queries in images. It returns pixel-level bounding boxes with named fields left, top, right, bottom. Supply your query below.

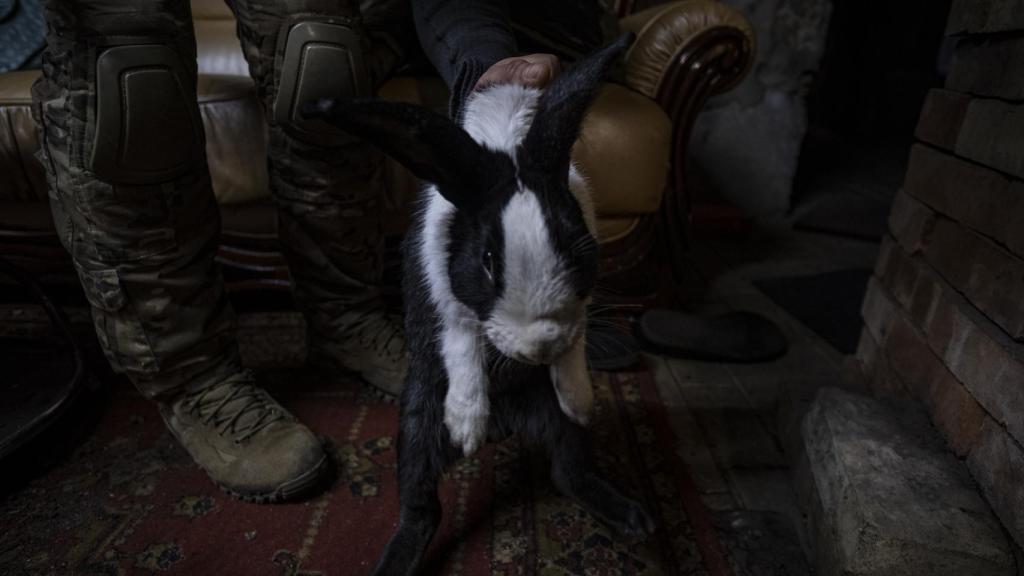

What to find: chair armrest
left=617, top=0, right=754, bottom=198
left=619, top=0, right=754, bottom=102
left=617, top=1, right=754, bottom=293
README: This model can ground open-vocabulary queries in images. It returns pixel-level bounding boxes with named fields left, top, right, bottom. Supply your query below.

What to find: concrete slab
left=801, top=387, right=1014, bottom=575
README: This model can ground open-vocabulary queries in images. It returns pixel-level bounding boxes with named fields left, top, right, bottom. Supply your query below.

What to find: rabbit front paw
left=444, top=395, right=489, bottom=456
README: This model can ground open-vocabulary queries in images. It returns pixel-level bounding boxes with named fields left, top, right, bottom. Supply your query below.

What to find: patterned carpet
left=1, top=368, right=732, bottom=576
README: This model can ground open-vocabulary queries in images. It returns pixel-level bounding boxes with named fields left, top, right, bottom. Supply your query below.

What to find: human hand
left=474, top=54, right=562, bottom=90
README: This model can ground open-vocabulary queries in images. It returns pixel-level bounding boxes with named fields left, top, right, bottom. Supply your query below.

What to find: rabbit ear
left=301, top=99, right=512, bottom=211
left=518, top=33, right=635, bottom=180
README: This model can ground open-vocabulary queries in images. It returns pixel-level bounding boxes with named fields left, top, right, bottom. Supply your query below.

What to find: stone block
left=801, top=387, right=1014, bottom=575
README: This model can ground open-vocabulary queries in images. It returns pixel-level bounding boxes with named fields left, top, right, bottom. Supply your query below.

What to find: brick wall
left=856, top=0, right=1024, bottom=551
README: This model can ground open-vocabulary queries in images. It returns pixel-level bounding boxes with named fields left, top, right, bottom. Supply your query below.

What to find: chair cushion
left=576, top=83, right=670, bottom=217
left=197, top=75, right=272, bottom=204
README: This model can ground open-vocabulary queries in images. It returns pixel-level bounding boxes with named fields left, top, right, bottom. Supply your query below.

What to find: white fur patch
left=484, top=189, right=580, bottom=364
left=420, top=185, right=489, bottom=455
left=440, top=318, right=489, bottom=454
left=500, top=190, right=565, bottom=314
left=461, top=85, right=541, bottom=157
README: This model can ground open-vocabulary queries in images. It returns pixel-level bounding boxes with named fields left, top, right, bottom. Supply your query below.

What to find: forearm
left=412, top=0, right=518, bottom=117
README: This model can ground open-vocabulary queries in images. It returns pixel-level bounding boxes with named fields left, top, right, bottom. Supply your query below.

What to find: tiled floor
left=646, top=224, right=881, bottom=575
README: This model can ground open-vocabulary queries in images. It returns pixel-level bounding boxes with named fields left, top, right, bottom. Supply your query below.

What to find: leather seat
left=0, top=0, right=753, bottom=292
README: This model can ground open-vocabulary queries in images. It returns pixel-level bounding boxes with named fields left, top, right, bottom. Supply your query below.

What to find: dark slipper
left=636, top=309, right=788, bottom=363
left=585, top=322, right=640, bottom=371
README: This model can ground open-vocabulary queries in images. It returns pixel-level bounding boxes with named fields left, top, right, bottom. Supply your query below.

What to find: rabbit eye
left=482, top=250, right=495, bottom=280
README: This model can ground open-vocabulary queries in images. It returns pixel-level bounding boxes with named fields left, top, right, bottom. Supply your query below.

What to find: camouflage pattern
left=31, top=0, right=399, bottom=398
left=226, top=0, right=397, bottom=367
left=32, top=0, right=241, bottom=399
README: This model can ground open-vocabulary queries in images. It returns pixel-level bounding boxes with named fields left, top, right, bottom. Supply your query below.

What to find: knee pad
left=274, top=21, right=369, bottom=145
left=91, top=44, right=203, bottom=184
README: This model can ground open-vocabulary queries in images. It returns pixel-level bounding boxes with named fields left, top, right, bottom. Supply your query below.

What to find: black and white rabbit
left=304, top=33, right=653, bottom=576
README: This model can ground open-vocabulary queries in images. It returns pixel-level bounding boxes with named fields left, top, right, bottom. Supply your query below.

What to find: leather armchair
left=0, top=0, right=752, bottom=303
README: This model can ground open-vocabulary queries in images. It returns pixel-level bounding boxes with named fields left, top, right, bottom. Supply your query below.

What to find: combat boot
left=308, top=304, right=407, bottom=398
left=159, top=373, right=328, bottom=502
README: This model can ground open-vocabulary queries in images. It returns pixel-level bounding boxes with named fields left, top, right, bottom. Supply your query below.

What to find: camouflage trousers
left=31, top=0, right=409, bottom=398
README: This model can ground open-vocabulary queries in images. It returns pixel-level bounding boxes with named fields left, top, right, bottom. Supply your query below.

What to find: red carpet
left=2, top=369, right=732, bottom=576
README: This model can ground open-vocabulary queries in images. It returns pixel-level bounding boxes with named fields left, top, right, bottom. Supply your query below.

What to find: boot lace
left=182, top=379, right=286, bottom=443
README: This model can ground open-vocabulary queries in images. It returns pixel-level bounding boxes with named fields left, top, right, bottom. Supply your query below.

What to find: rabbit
left=303, top=32, right=653, bottom=576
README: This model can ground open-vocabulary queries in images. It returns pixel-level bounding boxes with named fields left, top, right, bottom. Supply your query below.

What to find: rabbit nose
left=522, top=320, right=568, bottom=363
left=532, top=319, right=562, bottom=341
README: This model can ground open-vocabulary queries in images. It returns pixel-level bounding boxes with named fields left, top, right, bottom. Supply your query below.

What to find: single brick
left=874, top=233, right=896, bottom=280
left=860, top=278, right=898, bottom=346
left=914, top=90, right=971, bottom=150
left=967, top=418, right=1024, bottom=548
left=930, top=370, right=988, bottom=457
left=947, top=0, right=1024, bottom=35
left=874, top=237, right=941, bottom=329
left=922, top=280, right=960, bottom=360
left=894, top=244, right=928, bottom=311
left=946, top=0, right=985, bottom=34
left=1007, top=180, right=1024, bottom=257
left=924, top=218, right=1024, bottom=340
left=956, top=99, right=1024, bottom=181
left=906, top=263, right=943, bottom=331
left=888, top=190, right=935, bottom=256
left=948, top=37, right=1024, bottom=101
left=884, top=311, right=945, bottom=402
left=875, top=235, right=953, bottom=353
left=855, top=324, right=878, bottom=376
left=903, top=145, right=1024, bottom=259
left=856, top=325, right=907, bottom=399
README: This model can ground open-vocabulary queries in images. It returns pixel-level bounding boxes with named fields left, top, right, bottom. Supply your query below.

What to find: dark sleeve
left=412, top=0, right=518, bottom=119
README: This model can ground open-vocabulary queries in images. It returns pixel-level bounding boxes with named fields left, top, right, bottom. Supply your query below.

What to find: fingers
left=474, top=54, right=562, bottom=91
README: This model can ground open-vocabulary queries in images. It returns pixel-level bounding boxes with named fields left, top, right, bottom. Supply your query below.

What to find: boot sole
left=217, top=453, right=330, bottom=504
